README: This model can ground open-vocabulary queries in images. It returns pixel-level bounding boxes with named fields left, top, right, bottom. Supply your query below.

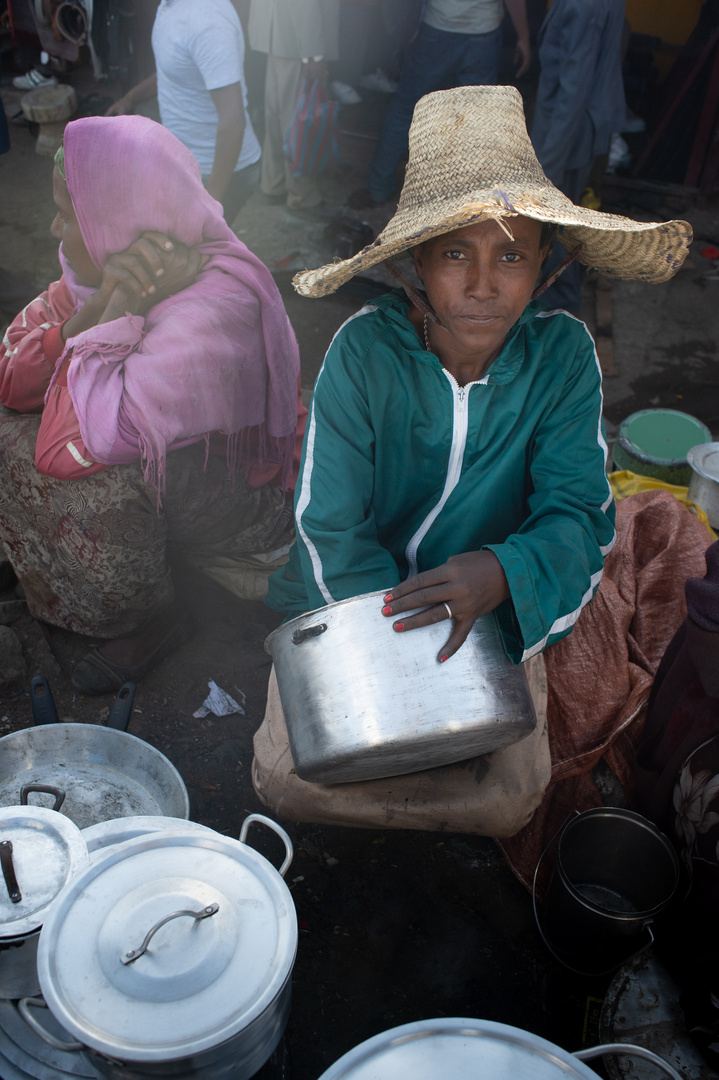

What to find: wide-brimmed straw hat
left=293, top=85, right=692, bottom=298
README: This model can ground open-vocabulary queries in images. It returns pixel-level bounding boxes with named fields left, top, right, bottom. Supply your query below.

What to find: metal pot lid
left=37, top=830, right=298, bottom=1063
left=687, top=442, right=719, bottom=481
left=0, top=806, right=89, bottom=937
left=317, top=1018, right=599, bottom=1079
left=82, top=816, right=215, bottom=862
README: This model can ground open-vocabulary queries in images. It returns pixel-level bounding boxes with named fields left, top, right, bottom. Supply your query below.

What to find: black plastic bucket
left=534, top=808, right=680, bottom=976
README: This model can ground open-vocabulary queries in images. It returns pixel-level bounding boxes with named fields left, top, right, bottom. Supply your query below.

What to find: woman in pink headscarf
left=0, top=115, right=306, bottom=694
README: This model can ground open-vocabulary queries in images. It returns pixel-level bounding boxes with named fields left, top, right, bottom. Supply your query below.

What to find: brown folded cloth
left=498, top=489, right=712, bottom=897
left=253, top=653, right=550, bottom=839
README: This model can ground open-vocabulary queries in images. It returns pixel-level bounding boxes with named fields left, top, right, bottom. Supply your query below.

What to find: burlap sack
left=251, top=653, right=550, bottom=838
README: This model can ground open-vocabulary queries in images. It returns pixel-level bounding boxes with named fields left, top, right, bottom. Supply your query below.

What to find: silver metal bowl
left=687, top=442, right=719, bottom=529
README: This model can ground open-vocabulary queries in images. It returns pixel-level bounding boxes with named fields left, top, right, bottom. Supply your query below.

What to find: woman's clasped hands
left=97, top=232, right=207, bottom=320
left=63, top=233, right=207, bottom=340
left=381, top=550, right=510, bottom=663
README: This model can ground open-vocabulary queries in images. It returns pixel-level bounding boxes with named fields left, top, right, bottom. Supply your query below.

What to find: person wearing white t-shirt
left=106, top=0, right=261, bottom=223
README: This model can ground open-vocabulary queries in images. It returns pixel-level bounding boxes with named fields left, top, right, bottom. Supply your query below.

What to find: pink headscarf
left=59, top=115, right=299, bottom=490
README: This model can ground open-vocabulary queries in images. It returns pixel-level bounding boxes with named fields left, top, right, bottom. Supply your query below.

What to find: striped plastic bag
left=284, top=78, right=339, bottom=179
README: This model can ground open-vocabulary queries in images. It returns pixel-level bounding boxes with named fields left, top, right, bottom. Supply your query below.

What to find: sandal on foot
left=72, top=613, right=193, bottom=695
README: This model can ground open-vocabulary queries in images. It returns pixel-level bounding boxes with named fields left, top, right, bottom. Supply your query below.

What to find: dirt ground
left=1, top=46, right=719, bottom=1080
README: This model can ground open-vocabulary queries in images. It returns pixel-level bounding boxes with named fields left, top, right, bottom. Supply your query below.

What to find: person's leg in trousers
left=366, top=23, right=466, bottom=204
left=455, top=26, right=503, bottom=86
left=261, top=55, right=301, bottom=199
left=219, top=160, right=261, bottom=225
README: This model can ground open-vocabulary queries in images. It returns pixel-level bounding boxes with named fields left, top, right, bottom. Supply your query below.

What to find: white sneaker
left=360, top=68, right=398, bottom=94
left=607, top=132, right=632, bottom=173
left=12, top=68, right=57, bottom=90
left=330, top=81, right=362, bottom=105
left=622, top=108, right=646, bottom=134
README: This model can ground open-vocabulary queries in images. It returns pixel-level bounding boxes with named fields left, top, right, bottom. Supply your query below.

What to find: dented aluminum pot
left=265, top=589, right=536, bottom=783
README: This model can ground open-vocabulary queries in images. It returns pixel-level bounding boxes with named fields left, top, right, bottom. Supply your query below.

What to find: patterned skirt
left=0, top=410, right=293, bottom=638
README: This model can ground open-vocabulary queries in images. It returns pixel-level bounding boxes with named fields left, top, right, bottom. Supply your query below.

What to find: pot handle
left=107, top=682, right=136, bottom=731
left=21, top=784, right=66, bottom=813
left=0, top=840, right=21, bottom=903
left=575, top=1043, right=683, bottom=1080
left=239, top=814, right=293, bottom=877
left=292, top=623, right=327, bottom=645
left=30, top=676, right=60, bottom=726
left=18, top=997, right=84, bottom=1052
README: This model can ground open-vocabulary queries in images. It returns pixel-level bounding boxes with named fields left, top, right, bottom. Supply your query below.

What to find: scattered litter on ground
left=193, top=678, right=246, bottom=717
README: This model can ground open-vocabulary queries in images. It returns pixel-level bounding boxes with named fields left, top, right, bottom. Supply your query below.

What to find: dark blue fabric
left=0, top=52, right=10, bottom=156
left=367, top=21, right=502, bottom=203
left=531, top=0, right=625, bottom=187
left=530, top=0, right=626, bottom=314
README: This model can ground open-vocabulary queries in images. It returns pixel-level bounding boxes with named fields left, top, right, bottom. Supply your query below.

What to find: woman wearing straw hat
left=253, top=85, right=698, bottom=835
left=267, top=84, right=691, bottom=656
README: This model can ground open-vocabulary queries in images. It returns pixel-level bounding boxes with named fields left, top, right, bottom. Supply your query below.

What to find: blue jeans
left=0, top=53, right=9, bottom=156
left=367, top=22, right=502, bottom=203
left=203, top=160, right=260, bottom=224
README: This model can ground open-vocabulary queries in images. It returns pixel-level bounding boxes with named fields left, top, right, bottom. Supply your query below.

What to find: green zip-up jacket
left=266, top=292, right=616, bottom=662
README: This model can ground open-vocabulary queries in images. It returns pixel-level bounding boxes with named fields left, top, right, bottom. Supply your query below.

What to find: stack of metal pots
left=0, top=791, right=96, bottom=1079
left=3, top=810, right=297, bottom=1080
left=0, top=796, right=89, bottom=1002
left=0, top=681, right=298, bottom=1080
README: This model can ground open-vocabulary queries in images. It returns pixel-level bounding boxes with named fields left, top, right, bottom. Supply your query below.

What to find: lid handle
left=0, top=840, right=21, bottom=903
left=239, top=813, right=293, bottom=877
left=121, top=902, right=220, bottom=966
left=20, top=784, right=66, bottom=813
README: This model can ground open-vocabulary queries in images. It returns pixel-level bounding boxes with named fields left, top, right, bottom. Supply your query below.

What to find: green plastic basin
left=612, top=409, right=712, bottom=485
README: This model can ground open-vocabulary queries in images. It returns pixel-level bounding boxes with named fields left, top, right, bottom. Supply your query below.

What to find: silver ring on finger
left=443, top=602, right=454, bottom=621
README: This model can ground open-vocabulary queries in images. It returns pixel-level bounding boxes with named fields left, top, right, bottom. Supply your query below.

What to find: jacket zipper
left=405, top=370, right=485, bottom=576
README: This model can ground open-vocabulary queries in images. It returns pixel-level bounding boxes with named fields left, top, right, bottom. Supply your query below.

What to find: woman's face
left=51, top=168, right=102, bottom=287
left=412, top=217, right=549, bottom=369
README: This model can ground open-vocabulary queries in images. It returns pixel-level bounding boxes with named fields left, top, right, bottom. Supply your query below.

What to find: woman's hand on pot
left=380, top=551, right=510, bottom=662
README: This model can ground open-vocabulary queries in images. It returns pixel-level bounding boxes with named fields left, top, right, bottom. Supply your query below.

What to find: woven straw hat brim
left=293, top=86, right=692, bottom=298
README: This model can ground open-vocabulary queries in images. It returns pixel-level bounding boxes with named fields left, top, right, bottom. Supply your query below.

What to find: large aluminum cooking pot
left=0, top=796, right=88, bottom=999
left=316, top=1018, right=683, bottom=1080
left=22, top=814, right=296, bottom=1080
left=265, top=589, right=536, bottom=783
left=0, top=680, right=189, bottom=828
left=82, top=815, right=216, bottom=863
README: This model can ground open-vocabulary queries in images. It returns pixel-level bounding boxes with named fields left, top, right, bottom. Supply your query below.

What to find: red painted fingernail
left=384, top=593, right=393, bottom=603
left=382, top=605, right=392, bottom=615
left=440, top=654, right=449, bottom=663
left=394, top=622, right=405, bottom=632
